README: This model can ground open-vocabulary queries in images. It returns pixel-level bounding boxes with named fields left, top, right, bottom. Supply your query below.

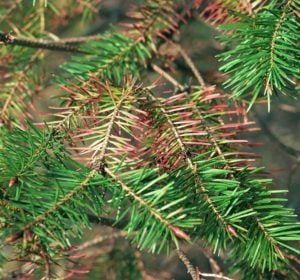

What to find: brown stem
left=177, top=249, right=199, bottom=280
left=72, top=231, right=127, bottom=252
left=0, top=31, right=88, bottom=53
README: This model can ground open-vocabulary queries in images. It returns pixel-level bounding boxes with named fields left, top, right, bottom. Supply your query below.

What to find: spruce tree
left=0, top=0, right=299, bottom=279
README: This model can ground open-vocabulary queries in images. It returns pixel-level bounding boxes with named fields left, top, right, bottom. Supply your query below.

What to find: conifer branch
left=44, top=34, right=102, bottom=44
left=54, top=78, right=146, bottom=167
left=264, top=0, right=295, bottom=108
left=4, top=169, right=98, bottom=244
left=1, top=1, right=299, bottom=278
left=144, top=89, right=230, bottom=232
left=90, top=87, right=131, bottom=163
left=91, top=81, right=141, bottom=165
left=184, top=19, right=299, bottom=267
left=269, top=0, right=293, bottom=70
left=61, top=32, right=150, bottom=84
left=198, top=0, right=269, bottom=27
left=152, top=61, right=239, bottom=168
left=105, top=168, right=176, bottom=234
left=150, top=56, right=299, bottom=271
left=218, top=0, right=299, bottom=110
left=179, top=51, right=289, bottom=263
left=176, top=48, right=247, bottom=168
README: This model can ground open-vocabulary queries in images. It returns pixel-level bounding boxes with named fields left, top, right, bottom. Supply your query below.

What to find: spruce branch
left=51, top=78, right=147, bottom=167
left=264, top=0, right=296, bottom=110
left=1, top=123, right=201, bottom=259
left=143, top=89, right=237, bottom=240
left=176, top=18, right=299, bottom=270
left=172, top=46, right=269, bottom=256
left=218, top=0, right=300, bottom=110
left=105, top=167, right=192, bottom=250
left=0, top=128, right=108, bottom=270
left=11, top=169, right=98, bottom=241
left=89, top=86, right=132, bottom=164
left=44, top=34, right=102, bottom=44
left=61, top=32, right=150, bottom=84
left=1, top=1, right=299, bottom=278
left=0, top=31, right=102, bottom=49
left=151, top=62, right=248, bottom=170
left=150, top=58, right=300, bottom=273
left=61, top=0, right=191, bottom=86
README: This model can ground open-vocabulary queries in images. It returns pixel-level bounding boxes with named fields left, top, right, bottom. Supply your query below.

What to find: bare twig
left=0, top=31, right=99, bottom=53
left=177, top=249, right=199, bottom=280
left=151, top=63, right=184, bottom=91
left=72, top=231, right=127, bottom=252
left=199, top=272, right=234, bottom=280
left=29, top=33, right=102, bottom=44
left=176, top=44, right=205, bottom=86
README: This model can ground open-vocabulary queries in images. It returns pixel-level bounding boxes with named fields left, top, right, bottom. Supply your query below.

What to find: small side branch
left=199, top=272, right=234, bottom=280
left=72, top=231, right=127, bottom=252
left=5, top=170, right=98, bottom=244
left=177, top=249, right=199, bottom=280
left=176, top=45, right=205, bottom=87
left=151, top=63, right=184, bottom=91
left=147, top=71, right=230, bottom=232
left=0, top=31, right=89, bottom=53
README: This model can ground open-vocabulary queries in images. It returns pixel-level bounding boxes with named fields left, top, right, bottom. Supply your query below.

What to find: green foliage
left=218, top=0, right=300, bottom=110
left=109, top=166, right=201, bottom=253
left=1, top=122, right=299, bottom=277
left=62, top=32, right=151, bottom=84
left=0, top=0, right=299, bottom=279
left=0, top=123, right=201, bottom=254
left=0, top=125, right=104, bottom=252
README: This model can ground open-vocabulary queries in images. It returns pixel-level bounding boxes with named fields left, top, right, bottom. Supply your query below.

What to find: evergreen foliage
left=62, top=32, right=151, bottom=83
left=0, top=0, right=299, bottom=279
left=218, top=0, right=299, bottom=110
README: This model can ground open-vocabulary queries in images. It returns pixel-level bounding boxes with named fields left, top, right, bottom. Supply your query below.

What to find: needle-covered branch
left=0, top=0, right=299, bottom=279
left=218, top=0, right=299, bottom=110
